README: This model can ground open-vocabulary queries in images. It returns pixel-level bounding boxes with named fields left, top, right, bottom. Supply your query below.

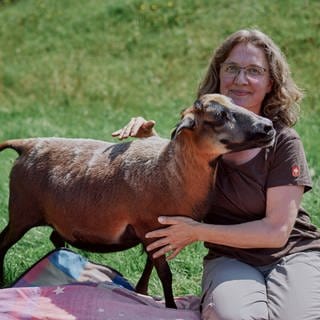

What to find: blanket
left=0, top=248, right=201, bottom=320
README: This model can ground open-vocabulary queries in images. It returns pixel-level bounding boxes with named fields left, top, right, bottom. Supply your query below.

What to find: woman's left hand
left=145, top=216, right=200, bottom=260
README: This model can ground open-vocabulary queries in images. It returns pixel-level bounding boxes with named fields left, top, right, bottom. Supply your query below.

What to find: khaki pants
left=201, top=251, right=320, bottom=320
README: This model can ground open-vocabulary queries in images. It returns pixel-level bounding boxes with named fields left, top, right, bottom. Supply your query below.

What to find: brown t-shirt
left=204, top=125, right=320, bottom=266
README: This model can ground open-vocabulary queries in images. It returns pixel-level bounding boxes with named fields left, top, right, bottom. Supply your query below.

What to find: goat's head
left=171, top=93, right=275, bottom=156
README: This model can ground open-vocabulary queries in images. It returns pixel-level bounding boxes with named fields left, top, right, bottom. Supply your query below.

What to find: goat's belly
left=59, top=224, right=141, bottom=253
left=68, top=239, right=141, bottom=253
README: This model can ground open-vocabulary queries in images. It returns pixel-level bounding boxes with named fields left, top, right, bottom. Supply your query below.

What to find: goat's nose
left=264, top=124, right=273, bottom=134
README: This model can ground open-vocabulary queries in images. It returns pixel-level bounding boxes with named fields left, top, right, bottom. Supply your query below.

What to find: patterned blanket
left=0, top=248, right=201, bottom=319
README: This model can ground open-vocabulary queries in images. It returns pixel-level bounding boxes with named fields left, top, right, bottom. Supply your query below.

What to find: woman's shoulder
left=273, top=124, right=303, bottom=150
left=267, top=123, right=312, bottom=191
left=275, top=124, right=300, bottom=139
left=267, top=124, right=307, bottom=167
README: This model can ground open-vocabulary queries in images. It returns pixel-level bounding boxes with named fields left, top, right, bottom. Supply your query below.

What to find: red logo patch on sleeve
left=291, top=165, right=300, bottom=177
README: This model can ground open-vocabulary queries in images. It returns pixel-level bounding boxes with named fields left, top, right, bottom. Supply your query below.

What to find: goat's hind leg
left=0, top=225, right=11, bottom=286
left=0, top=222, right=32, bottom=287
left=0, top=193, right=42, bottom=286
left=50, top=230, right=66, bottom=248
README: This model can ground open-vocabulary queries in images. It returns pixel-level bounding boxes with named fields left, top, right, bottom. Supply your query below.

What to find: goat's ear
left=171, top=116, right=195, bottom=140
left=194, top=99, right=204, bottom=111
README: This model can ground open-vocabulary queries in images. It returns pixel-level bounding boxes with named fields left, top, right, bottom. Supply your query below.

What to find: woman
left=112, top=29, right=320, bottom=320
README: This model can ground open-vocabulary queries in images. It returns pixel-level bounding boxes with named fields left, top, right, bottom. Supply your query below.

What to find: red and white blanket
left=0, top=249, right=201, bottom=320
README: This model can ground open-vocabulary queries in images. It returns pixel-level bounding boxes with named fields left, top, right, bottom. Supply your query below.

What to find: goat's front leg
left=135, top=254, right=154, bottom=295
left=154, top=255, right=176, bottom=308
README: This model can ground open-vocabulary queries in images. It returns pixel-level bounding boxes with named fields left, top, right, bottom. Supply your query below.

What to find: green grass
left=0, top=0, right=319, bottom=297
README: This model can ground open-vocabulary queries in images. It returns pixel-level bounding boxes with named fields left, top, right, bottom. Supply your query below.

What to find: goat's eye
left=214, top=110, right=229, bottom=125
left=205, top=103, right=231, bottom=127
left=219, top=111, right=228, bottom=120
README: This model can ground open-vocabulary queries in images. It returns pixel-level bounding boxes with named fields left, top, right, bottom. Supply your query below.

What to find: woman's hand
left=112, top=117, right=156, bottom=140
left=145, top=216, right=200, bottom=260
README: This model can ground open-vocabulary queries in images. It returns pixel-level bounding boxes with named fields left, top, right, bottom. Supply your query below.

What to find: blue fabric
left=113, top=274, right=135, bottom=291
left=12, top=248, right=135, bottom=292
left=48, top=249, right=88, bottom=279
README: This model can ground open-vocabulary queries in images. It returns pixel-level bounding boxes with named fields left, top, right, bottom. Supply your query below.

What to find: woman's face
left=219, top=42, right=273, bottom=114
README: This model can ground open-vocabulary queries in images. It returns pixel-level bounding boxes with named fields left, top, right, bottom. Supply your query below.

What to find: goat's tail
left=0, top=140, right=26, bottom=155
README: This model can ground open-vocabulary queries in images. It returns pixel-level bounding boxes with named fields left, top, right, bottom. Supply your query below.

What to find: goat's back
left=6, top=137, right=172, bottom=194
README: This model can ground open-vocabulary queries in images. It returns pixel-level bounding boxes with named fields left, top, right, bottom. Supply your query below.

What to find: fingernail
left=158, top=216, right=164, bottom=223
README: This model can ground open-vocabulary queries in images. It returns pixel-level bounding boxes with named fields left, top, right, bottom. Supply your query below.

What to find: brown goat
left=0, top=94, right=275, bottom=308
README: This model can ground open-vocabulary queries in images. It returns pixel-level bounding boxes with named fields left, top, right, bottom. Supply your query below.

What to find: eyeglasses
left=220, top=63, right=268, bottom=79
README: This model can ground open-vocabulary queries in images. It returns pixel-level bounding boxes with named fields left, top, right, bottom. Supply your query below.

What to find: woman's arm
left=112, top=117, right=157, bottom=140
left=146, top=185, right=304, bottom=260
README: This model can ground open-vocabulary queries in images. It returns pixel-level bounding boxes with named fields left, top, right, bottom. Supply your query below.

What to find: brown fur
left=0, top=94, right=275, bottom=308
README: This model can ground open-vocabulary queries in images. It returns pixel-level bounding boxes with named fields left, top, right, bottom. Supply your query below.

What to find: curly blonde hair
left=197, top=29, right=303, bottom=127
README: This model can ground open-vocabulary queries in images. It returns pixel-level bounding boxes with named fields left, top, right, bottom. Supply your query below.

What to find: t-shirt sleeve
left=266, top=128, right=312, bottom=192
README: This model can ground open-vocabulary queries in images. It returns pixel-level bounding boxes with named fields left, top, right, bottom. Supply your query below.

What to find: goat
left=0, top=94, right=275, bottom=308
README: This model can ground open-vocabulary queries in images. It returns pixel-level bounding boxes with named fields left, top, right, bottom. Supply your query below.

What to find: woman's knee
left=267, top=251, right=320, bottom=320
left=201, top=258, right=268, bottom=320
left=202, top=288, right=267, bottom=320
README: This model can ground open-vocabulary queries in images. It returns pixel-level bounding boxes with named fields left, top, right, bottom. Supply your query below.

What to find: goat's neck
left=171, top=143, right=217, bottom=175
left=161, top=138, right=219, bottom=209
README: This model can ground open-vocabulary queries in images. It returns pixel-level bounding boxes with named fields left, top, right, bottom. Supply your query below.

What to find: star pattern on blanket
left=8, top=249, right=201, bottom=319
left=53, top=286, right=65, bottom=295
